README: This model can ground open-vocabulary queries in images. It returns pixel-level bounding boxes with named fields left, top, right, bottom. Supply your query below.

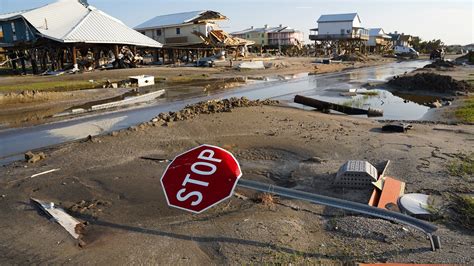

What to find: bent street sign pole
left=160, top=145, right=440, bottom=251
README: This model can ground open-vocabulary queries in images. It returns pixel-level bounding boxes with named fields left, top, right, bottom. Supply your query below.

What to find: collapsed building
left=0, top=0, right=162, bottom=74
left=134, top=10, right=254, bottom=63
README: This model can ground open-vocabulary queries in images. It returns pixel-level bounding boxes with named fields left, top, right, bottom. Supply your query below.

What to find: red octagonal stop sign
left=160, top=145, right=242, bottom=213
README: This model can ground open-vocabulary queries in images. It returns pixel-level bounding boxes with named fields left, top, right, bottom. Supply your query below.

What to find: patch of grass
left=360, top=90, right=380, bottom=96
left=167, top=74, right=210, bottom=83
left=0, top=80, right=101, bottom=93
left=342, top=97, right=367, bottom=108
left=449, top=194, right=474, bottom=230
left=447, top=152, right=474, bottom=179
left=271, top=250, right=307, bottom=264
left=455, top=97, right=474, bottom=123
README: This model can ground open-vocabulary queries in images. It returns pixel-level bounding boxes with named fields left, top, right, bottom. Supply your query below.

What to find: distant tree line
left=412, top=37, right=444, bottom=53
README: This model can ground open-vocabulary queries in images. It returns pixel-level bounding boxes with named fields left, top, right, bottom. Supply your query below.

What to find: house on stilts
left=0, top=0, right=162, bottom=74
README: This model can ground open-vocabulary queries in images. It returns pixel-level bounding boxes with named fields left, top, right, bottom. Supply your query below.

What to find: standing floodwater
left=0, top=60, right=430, bottom=164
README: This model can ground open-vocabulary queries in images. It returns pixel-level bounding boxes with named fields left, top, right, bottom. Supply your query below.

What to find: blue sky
left=1, top=0, right=473, bottom=45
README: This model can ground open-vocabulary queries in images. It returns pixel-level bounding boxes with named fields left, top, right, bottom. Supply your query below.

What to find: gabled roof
left=135, top=10, right=227, bottom=30
left=369, top=28, right=391, bottom=39
left=317, top=13, right=360, bottom=23
left=0, top=0, right=162, bottom=48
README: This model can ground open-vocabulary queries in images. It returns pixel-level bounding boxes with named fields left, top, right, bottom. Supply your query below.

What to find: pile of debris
left=68, top=199, right=111, bottom=217
left=424, top=60, right=455, bottom=69
left=333, top=52, right=368, bottom=62
left=388, top=73, right=473, bottom=95
left=151, top=97, right=279, bottom=124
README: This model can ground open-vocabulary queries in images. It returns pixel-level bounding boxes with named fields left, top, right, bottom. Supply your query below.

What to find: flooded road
left=0, top=60, right=430, bottom=164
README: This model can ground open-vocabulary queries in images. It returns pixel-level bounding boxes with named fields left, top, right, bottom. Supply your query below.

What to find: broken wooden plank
left=31, top=168, right=60, bottom=178
left=294, top=95, right=383, bottom=117
left=30, top=198, right=82, bottom=239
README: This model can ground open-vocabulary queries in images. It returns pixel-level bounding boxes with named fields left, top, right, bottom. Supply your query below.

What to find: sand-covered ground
left=1, top=103, right=472, bottom=264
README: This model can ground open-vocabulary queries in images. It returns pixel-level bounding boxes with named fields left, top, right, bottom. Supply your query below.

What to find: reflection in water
left=48, top=116, right=127, bottom=140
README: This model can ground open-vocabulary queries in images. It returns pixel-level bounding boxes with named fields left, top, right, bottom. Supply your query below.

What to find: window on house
left=25, top=29, right=30, bottom=41
left=246, top=34, right=249, bottom=38
left=11, top=22, right=16, bottom=33
left=341, top=29, right=345, bottom=35
left=0, top=25, right=3, bottom=42
left=140, top=31, right=146, bottom=35
left=176, top=28, right=181, bottom=35
left=156, top=29, right=162, bottom=36
left=261, top=33, right=264, bottom=38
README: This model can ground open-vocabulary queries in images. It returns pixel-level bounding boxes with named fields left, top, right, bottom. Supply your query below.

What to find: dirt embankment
left=388, top=72, right=473, bottom=96
left=0, top=103, right=472, bottom=264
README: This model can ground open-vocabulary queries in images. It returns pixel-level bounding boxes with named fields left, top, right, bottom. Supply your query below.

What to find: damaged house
left=0, top=0, right=162, bottom=74
left=388, top=31, right=414, bottom=48
left=367, top=28, right=392, bottom=53
left=309, top=13, right=369, bottom=55
left=231, top=25, right=304, bottom=53
left=134, top=10, right=253, bottom=62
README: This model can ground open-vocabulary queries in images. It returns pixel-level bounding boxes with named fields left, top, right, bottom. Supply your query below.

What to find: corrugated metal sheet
left=135, top=10, right=206, bottom=30
left=0, top=0, right=162, bottom=47
left=64, top=9, right=162, bottom=47
left=21, top=0, right=89, bottom=42
left=317, top=13, right=359, bottom=23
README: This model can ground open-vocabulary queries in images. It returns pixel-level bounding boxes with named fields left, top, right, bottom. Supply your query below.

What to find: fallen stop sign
left=161, top=145, right=242, bottom=213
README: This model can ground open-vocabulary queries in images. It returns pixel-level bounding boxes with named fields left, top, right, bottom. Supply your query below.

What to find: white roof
left=369, top=28, right=391, bottom=39
left=64, top=8, right=161, bottom=47
left=0, top=0, right=162, bottom=48
left=318, top=13, right=360, bottom=23
left=135, top=10, right=224, bottom=30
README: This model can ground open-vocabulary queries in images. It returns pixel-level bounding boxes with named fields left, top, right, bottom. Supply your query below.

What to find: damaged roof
left=135, top=10, right=227, bottom=30
left=317, top=13, right=360, bottom=23
left=0, top=0, right=162, bottom=48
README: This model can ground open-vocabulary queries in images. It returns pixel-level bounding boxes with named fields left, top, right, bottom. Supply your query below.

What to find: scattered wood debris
left=25, top=151, right=46, bottom=163
left=31, top=198, right=84, bottom=240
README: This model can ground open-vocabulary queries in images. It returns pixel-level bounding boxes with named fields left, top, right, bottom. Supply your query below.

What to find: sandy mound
left=151, top=97, right=279, bottom=124
left=424, top=60, right=455, bottom=69
left=388, top=73, right=473, bottom=95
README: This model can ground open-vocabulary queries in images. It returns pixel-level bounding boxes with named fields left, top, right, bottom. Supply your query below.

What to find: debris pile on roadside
left=388, top=73, right=473, bottom=95
left=333, top=52, right=368, bottom=62
left=25, top=151, right=46, bottom=163
left=424, top=60, right=455, bottom=69
left=151, top=97, right=279, bottom=125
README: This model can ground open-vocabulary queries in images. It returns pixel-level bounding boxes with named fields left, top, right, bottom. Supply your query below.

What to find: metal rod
left=237, top=179, right=439, bottom=251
